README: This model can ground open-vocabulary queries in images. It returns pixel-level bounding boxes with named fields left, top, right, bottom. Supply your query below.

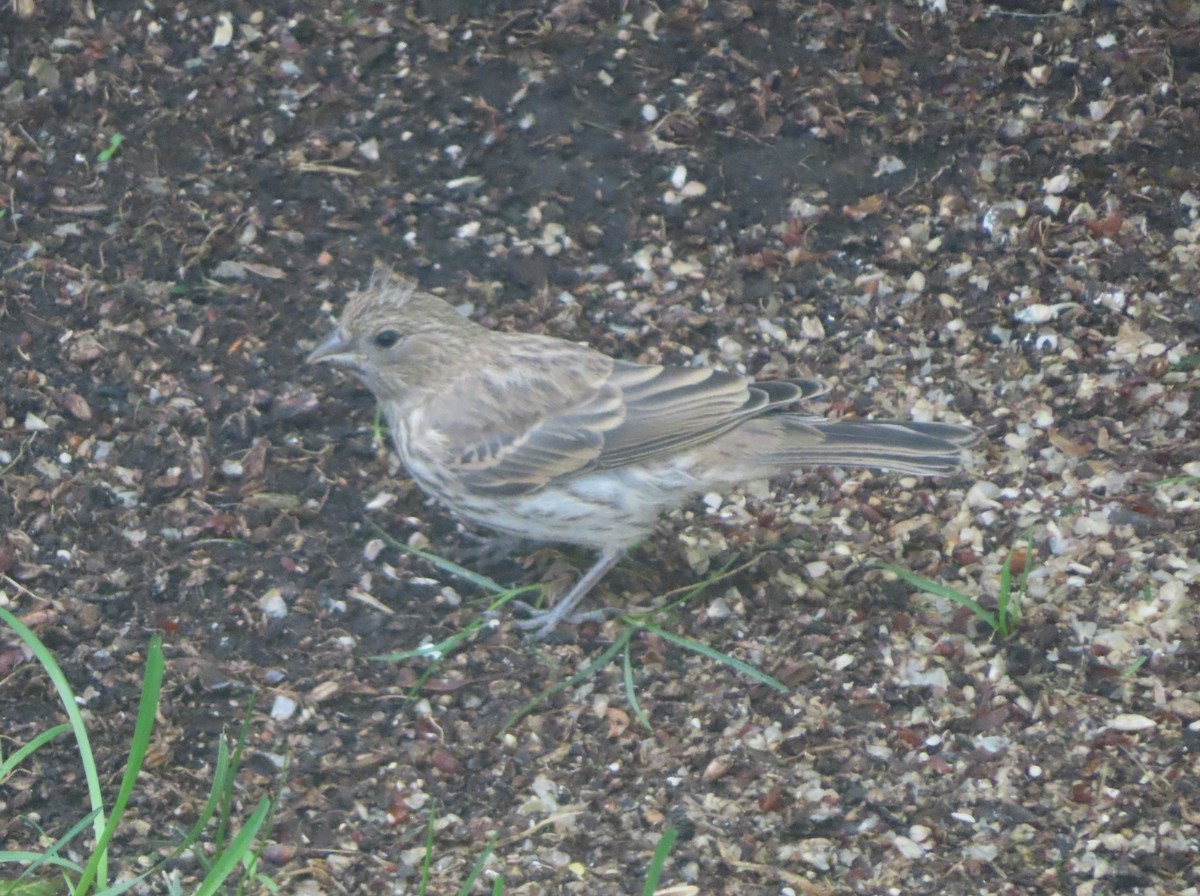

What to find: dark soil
left=3, top=1, right=1199, bottom=894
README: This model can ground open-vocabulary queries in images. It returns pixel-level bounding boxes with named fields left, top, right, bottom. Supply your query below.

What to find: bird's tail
left=778, top=417, right=980, bottom=476
left=713, top=415, right=979, bottom=480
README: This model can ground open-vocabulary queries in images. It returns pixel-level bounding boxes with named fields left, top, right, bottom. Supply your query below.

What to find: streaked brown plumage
left=309, top=270, right=979, bottom=638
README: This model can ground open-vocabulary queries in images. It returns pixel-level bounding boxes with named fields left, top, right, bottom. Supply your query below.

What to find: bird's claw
left=509, top=599, right=619, bottom=639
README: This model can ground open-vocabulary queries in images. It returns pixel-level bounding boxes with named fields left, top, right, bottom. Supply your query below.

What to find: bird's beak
left=307, top=327, right=353, bottom=365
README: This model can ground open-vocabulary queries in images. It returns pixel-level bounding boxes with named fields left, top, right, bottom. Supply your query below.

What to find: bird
left=308, top=269, right=979, bottom=639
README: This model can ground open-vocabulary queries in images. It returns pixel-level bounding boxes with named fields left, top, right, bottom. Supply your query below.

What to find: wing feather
left=424, top=338, right=825, bottom=495
left=592, top=364, right=824, bottom=469
left=424, top=338, right=620, bottom=495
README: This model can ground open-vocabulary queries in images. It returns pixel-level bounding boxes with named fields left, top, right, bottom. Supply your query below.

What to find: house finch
left=308, top=270, right=979, bottom=638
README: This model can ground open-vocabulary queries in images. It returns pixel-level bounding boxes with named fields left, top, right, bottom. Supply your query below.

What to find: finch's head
left=308, top=269, right=479, bottom=400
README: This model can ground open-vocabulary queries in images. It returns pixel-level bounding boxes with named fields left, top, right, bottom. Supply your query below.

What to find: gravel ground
left=2, top=1, right=1199, bottom=894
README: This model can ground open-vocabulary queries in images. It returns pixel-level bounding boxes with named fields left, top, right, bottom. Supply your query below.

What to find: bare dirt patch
left=2, top=2, right=1198, bottom=893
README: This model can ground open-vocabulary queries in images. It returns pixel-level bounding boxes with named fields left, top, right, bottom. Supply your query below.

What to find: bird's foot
left=499, top=548, right=626, bottom=640
left=509, top=600, right=619, bottom=640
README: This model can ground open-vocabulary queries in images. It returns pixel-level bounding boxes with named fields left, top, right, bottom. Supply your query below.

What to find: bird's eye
left=373, top=329, right=401, bottom=349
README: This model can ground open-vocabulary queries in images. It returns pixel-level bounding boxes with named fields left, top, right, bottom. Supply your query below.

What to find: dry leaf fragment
left=1048, top=430, right=1092, bottom=457
left=842, top=192, right=887, bottom=221
left=241, top=261, right=287, bottom=279
left=61, top=392, right=92, bottom=420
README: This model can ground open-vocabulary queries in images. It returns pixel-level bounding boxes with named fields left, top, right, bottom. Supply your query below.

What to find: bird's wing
left=591, top=361, right=825, bottom=469
left=424, top=339, right=623, bottom=496
left=425, top=338, right=824, bottom=496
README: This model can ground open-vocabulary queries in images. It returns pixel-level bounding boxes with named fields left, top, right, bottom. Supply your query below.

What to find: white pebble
left=270, top=694, right=298, bottom=720
left=805, top=560, right=830, bottom=578
left=1106, top=713, right=1155, bottom=732
left=706, top=596, right=732, bottom=619
left=800, top=316, right=825, bottom=340
left=873, top=154, right=906, bottom=177
left=966, top=481, right=1001, bottom=509
left=211, top=14, right=233, bottom=47
left=366, top=491, right=396, bottom=510
left=1043, top=172, right=1072, bottom=194
left=1013, top=302, right=1074, bottom=324
left=1093, top=289, right=1126, bottom=312
left=758, top=318, right=788, bottom=342
left=258, top=588, right=288, bottom=619
left=893, top=835, right=925, bottom=859
left=357, top=137, right=380, bottom=161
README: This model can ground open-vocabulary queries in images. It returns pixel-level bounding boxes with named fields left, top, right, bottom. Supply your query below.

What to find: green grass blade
left=74, top=638, right=164, bottom=895
left=370, top=403, right=390, bottom=449
left=192, top=797, right=272, bottom=896
left=0, top=724, right=72, bottom=782
left=622, top=641, right=653, bottom=734
left=92, top=724, right=278, bottom=896
left=142, top=736, right=233, bottom=875
left=417, top=802, right=438, bottom=896
left=365, top=521, right=507, bottom=594
left=0, top=852, right=84, bottom=876
left=503, top=631, right=632, bottom=731
left=1122, top=656, right=1148, bottom=679
left=214, top=701, right=258, bottom=855
left=1017, top=536, right=1034, bottom=596
left=875, top=562, right=979, bottom=603
left=232, top=751, right=286, bottom=896
left=454, top=835, right=497, bottom=896
left=371, top=586, right=539, bottom=663
left=0, top=878, right=65, bottom=896
left=0, top=606, right=109, bottom=891
left=641, top=826, right=678, bottom=896
left=640, top=624, right=788, bottom=693
left=1012, top=532, right=1034, bottom=628
left=7, top=809, right=99, bottom=883
left=1151, top=474, right=1200, bottom=487
left=404, top=545, right=509, bottom=595
left=651, top=555, right=744, bottom=616
left=996, top=550, right=1014, bottom=637
left=875, top=563, right=999, bottom=631
left=992, top=533, right=1034, bottom=638
left=1168, top=352, right=1200, bottom=372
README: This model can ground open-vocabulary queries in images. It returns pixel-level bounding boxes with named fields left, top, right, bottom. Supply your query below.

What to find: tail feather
left=775, top=417, right=979, bottom=476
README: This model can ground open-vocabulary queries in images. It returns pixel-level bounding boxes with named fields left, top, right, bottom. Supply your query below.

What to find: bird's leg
left=513, top=548, right=625, bottom=639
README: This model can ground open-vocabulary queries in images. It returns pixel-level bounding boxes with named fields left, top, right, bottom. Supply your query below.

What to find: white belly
left=408, top=451, right=701, bottom=551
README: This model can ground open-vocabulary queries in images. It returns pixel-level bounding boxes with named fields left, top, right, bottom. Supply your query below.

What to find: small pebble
left=270, top=694, right=297, bottom=720
left=258, top=588, right=288, bottom=619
